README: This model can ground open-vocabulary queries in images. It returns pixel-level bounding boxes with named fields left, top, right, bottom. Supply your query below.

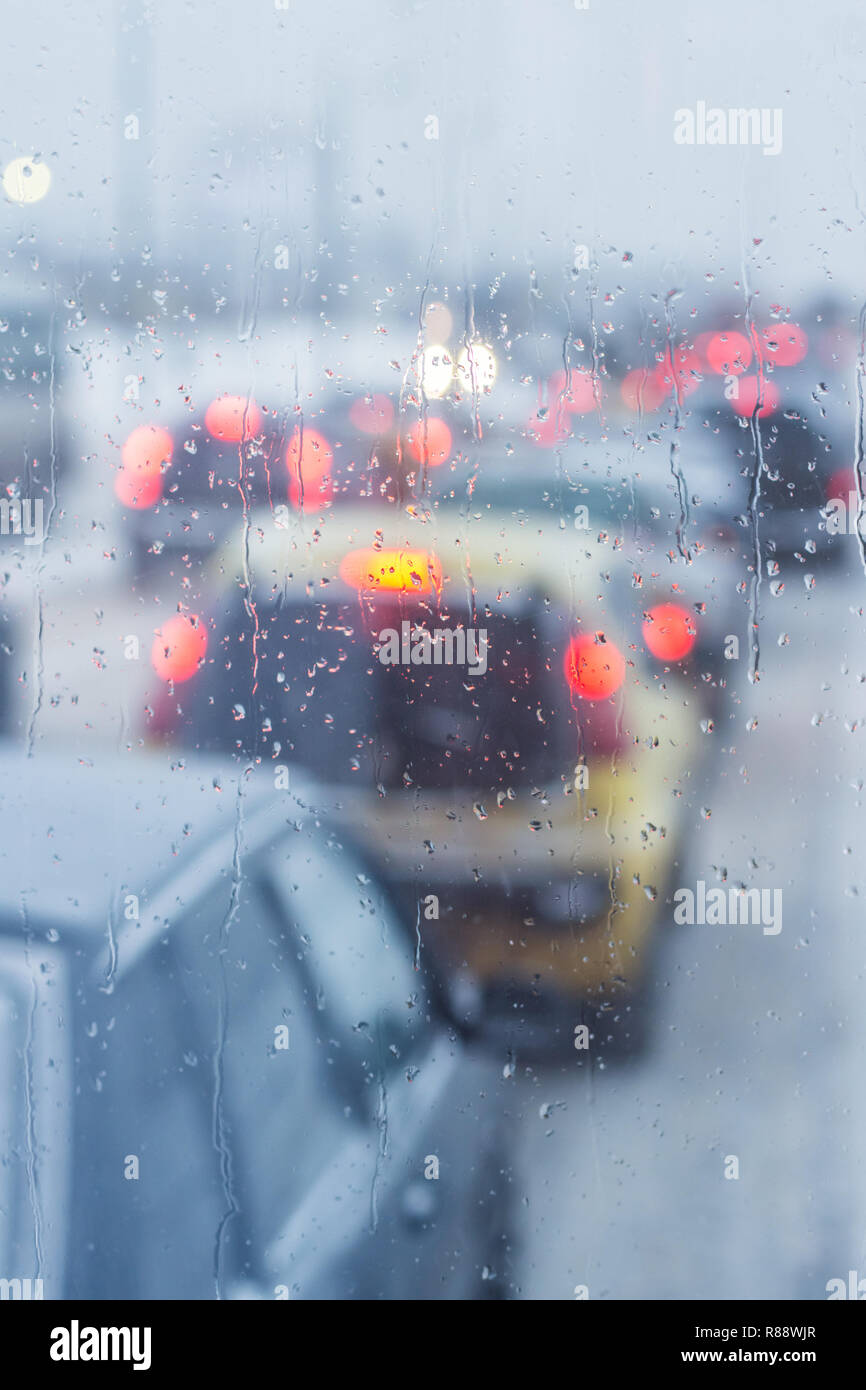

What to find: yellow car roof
left=211, top=503, right=635, bottom=615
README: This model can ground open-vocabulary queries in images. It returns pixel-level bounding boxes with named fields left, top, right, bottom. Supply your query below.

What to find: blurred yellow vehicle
left=140, top=378, right=722, bottom=1050
left=162, top=412, right=722, bottom=1055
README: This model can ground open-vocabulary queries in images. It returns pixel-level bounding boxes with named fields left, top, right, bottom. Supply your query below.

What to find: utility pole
left=114, top=0, right=156, bottom=306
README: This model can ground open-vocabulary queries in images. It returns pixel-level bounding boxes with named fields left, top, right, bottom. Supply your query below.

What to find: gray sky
left=2, top=0, right=865, bottom=304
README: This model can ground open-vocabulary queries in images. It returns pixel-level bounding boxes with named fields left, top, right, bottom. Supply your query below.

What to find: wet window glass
left=1, top=0, right=865, bottom=1329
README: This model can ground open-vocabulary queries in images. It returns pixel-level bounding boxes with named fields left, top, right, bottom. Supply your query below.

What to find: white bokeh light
left=456, top=342, right=497, bottom=394
left=3, top=156, right=51, bottom=205
left=415, top=344, right=454, bottom=399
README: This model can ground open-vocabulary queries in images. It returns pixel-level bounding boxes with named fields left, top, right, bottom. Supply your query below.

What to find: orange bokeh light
left=339, top=547, right=443, bottom=596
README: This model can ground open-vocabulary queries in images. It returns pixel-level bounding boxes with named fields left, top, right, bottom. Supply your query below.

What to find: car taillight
left=826, top=467, right=856, bottom=503
left=548, top=367, right=597, bottom=414
left=406, top=416, right=452, bottom=467
left=759, top=322, right=807, bottom=366
left=642, top=603, right=697, bottom=662
left=151, top=614, right=208, bottom=682
left=115, top=467, right=164, bottom=509
left=620, top=367, right=667, bottom=414
left=286, top=428, right=334, bottom=510
left=115, top=424, right=173, bottom=508
left=701, top=330, right=752, bottom=376
left=730, top=375, right=780, bottom=418
left=205, top=394, right=262, bottom=442
left=339, top=547, right=443, bottom=596
left=564, top=632, right=625, bottom=701
left=349, top=393, right=395, bottom=435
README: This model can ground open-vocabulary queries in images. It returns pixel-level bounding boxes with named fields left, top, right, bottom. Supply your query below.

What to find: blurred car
left=0, top=293, right=59, bottom=739
left=167, top=424, right=722, bottom=1056
left=691, top=397, right=847, bottom=570
left=0, top=751, right=508, bottom=1300
left=0, top=292, right=58, bottom=507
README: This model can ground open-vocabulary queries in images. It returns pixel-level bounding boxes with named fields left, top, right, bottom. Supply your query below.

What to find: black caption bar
left=1, top=1299, right=861, bottom=1375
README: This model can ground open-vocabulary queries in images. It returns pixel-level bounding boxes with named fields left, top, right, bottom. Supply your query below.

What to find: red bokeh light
left=114, top=468, right=163, bottom=509
left=642, top=602, right=697, bottom=662
left=205, top=395, right=262, bottom=442
left=406, top=416, right=452, bottom=467
left=121, top=424, right=173, bottom=472
left=115, top=424, right=173, bottom=508
left=349, top=393, right=395, bottom=435
left=549, top=367, right=597, bottom=414
left=826, top=467, right=856, bottom=501
left=658, top=345, right=702, bottom=401
left=621, top=368, right=667, bottom=413
left=527, top=411, right=572, bottom=447
left=693, top=332, right=716, bottom=364
left=286, top=428, right=334, bottom=510
left=759, top=323, right=808, bottom=367
left=730, top=375, right=781, bottom=418
left=564, top=633, right=626, bottom=701
left=151, top=614, right=207, bottom=683
left=704, top=331, right=753, bottom=376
